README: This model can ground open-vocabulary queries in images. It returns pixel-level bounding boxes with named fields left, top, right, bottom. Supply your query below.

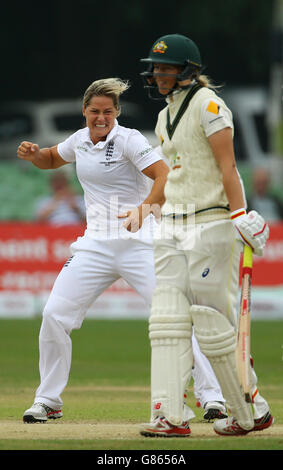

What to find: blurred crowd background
left=0, top=0, right=282, bottom=318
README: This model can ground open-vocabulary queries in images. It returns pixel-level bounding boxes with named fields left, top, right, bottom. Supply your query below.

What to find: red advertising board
left=0, top=223, right=139, bottom=295
left=0, top=223, right=85, bottom=292
left=0, top=222, right=283, bottom=291
left=248, top=222, right=283, bottom=286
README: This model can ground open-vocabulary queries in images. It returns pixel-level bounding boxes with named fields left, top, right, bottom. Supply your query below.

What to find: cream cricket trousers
left=153, top=218, right=269, bottom=419
left=154, top=218, right=241, bottom=326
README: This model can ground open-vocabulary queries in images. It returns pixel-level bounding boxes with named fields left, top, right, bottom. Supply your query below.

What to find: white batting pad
left=191, top=305, right=254, bottom=430
left=149, top=285, right=193, bottom=425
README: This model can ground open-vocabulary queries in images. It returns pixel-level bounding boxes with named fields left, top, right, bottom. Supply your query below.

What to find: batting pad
left=191, top=305, right=254, bottom=430
left=149, top=285, right=193, bottom=425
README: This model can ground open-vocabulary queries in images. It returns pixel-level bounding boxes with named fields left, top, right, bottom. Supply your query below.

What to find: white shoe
left=213, top=412, right=274, bottom=436
left=23, top=402, right=63, bottom=423
left=203, top=401, right=227, bottom=421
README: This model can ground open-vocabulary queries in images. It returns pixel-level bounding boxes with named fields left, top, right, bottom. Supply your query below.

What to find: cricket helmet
left=141, top=33, right=202, bottom=68
left=140, top=33, right=202, bottom=99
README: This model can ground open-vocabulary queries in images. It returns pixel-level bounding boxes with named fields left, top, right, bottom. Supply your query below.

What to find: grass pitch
left=0, top=318, right=282, bottom=452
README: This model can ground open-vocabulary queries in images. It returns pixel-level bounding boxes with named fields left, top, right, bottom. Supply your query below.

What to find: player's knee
left=41, top=294, right=85, bottom=340
left=190, top=304, right=236, bottom=357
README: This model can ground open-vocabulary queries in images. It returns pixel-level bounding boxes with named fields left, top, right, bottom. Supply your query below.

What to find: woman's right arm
left=17, top=141, right=68, bottom=169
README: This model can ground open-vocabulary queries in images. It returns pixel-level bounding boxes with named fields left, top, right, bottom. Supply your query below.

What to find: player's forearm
left=18, top=142, right=67, bottom=169
left=31, top=148, right=56, bottom=169
left=222, top=166, right=246, bottom=213
left=139, top=175, right=167, bottom=218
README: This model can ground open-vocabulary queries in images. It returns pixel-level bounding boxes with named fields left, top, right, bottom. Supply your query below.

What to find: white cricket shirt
left=57, top=121, right=161, bottom=241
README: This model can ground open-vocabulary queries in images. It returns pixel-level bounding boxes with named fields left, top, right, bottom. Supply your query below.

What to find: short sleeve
left=200, top=97, right=233, bottom=137
left=57, top=132, right=77, bottom=162
left=125, top=130, right=162, bottom=172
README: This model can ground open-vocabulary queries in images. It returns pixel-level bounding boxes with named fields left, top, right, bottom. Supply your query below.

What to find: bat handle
left=240, top=244, right=253, bottom=403
left=243, top=245, right=253, bottom=270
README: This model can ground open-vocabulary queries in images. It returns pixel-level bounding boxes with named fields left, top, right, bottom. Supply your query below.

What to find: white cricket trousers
left=35, top=235, right=155, bottom=409
left=34, top=234, right=225, bottom=410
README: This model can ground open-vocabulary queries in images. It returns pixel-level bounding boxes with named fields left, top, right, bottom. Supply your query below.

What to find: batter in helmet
left=139, top=33, right=273, bottom=438
left=140, top=33, right=203, bottom=99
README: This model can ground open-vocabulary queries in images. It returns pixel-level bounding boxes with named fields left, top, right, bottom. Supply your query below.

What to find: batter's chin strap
left=144, top=83, right=179, bottom=101
left=140, top=61, right=204, bottom=101
left=141, top=78, right=200, bottom=101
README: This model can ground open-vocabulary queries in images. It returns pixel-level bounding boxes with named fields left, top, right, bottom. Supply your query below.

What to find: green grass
left=1, top=438, right=283, bottom=451
left=0, top=318, right=282, bottom=451
left=0, top=318, right=151, bottom=388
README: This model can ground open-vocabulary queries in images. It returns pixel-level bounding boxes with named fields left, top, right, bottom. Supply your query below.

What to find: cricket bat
left=236, top=244, right=253, bottom=403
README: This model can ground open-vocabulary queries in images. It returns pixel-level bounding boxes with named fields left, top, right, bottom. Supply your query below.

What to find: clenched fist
left=17, top=141, right=40, bottom=162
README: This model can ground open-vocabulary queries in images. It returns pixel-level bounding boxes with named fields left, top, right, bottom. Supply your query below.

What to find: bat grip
left=242, top=245, right=253, bottom=269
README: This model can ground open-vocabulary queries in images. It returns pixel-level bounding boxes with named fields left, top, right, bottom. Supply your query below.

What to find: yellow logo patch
left=153, top=40, right=168, bottom=54
left=206, top=101, right=219, bottom=114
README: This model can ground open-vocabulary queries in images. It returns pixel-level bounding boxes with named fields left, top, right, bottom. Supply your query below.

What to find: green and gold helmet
left=140, top=33, right=202, bottom=99
left=141, top=33, right=202, bottom=68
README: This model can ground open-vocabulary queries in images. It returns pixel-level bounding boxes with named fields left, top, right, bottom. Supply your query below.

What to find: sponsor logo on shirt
left=139, top=147, right=152, bottom=157
left=206, top=101, right=224, bottom=124
left=202, top=268, right=210, bottom=278
left=172, top=154, right=181, bottom=170
left=77, top=145, right=88, bottom=152
left=206, top=101, right=219, bottom=115
left=208, top=116, right=223, bottom=124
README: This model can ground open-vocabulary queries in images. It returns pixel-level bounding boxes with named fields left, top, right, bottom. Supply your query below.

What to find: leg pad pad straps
left=149, top=286, right=193, bottom=425
left=191, top=305, right=254, bottom=430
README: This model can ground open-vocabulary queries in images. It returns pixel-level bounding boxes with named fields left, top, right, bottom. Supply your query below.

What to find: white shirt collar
left=83, top=120, right=119, bottom=148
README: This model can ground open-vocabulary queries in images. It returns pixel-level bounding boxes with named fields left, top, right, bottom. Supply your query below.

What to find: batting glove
left=230, top=208, right=269, bottom=257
